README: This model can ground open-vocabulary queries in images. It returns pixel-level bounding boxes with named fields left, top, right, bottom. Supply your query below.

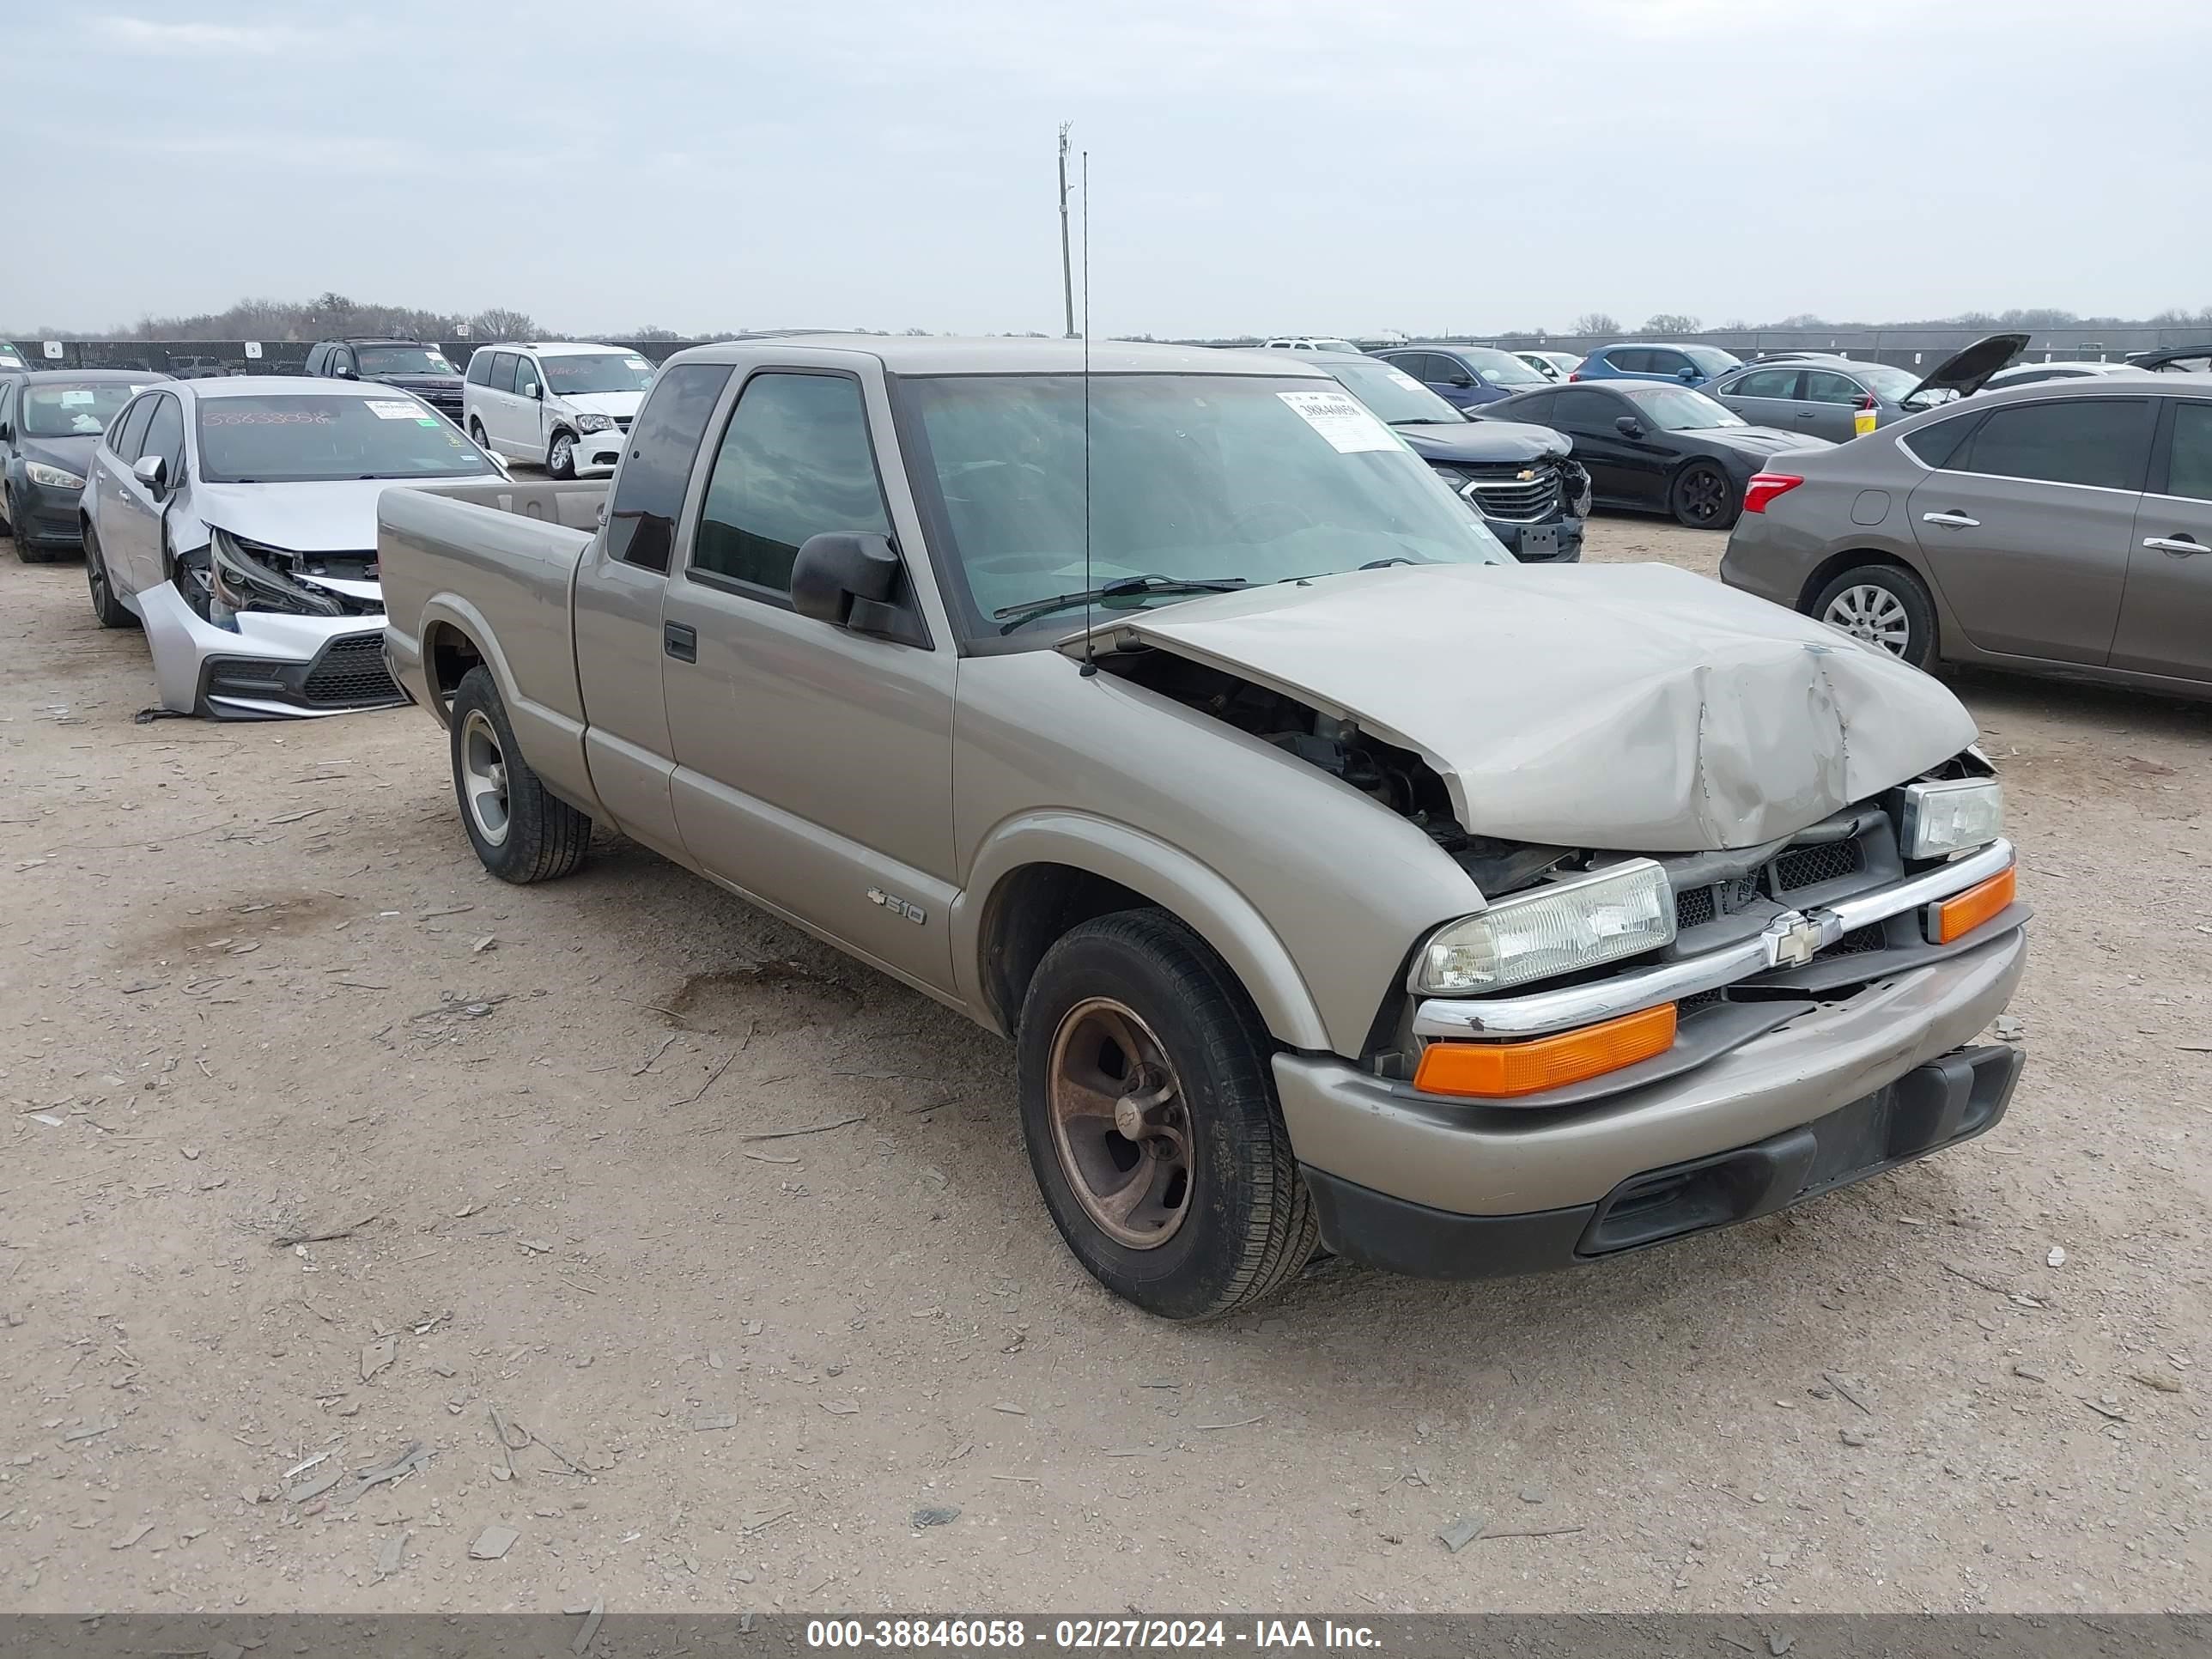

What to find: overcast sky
left=8, top=0, right=2206, bottom=338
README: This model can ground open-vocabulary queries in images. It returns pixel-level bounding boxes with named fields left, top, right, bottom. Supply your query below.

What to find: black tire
left=6, top=490, right=46, bottom=562
left=448, top=665, right=591, bottom=882
left=1809, top=562, right=1939, bottom=671
left=1669, top=459, right=1739, bottom=529
left=1017, top=909, right=1319, bottom=1321
left=546, top=429, right=579, bottom=481
left=83, top=520, right=136, bottom=627
left=469, top=417, right=490, bottom=451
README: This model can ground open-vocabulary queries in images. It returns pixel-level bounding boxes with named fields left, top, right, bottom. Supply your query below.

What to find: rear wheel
left=1017, top=909, right=1318, bottom=1321
left=1669, top=460, right=1739, bottom=529
left=448, top=665, right=591, bottom=882
left=83, top=521, right=136, bottom=627
left=1812, top=562, right=1938, bottom=670
left=547, top=430, right=578, bottom=481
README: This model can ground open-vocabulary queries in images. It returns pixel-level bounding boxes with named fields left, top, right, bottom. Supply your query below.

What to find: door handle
left=663, top=622, right=696, bottom=662
left=2143, top=535, right=2209, bottom=556
left=1922, top=511, right=1980, bottom=529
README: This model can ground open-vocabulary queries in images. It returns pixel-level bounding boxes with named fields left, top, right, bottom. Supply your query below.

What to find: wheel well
left=1796, top=548, right=1924, bottom=615
left=978, top=863, right=1156, bottom=1033
left=424, top=622, right=486, bottom=706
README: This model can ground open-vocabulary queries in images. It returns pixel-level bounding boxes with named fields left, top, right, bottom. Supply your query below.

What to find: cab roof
left=659, top=335, right=1334, bottom=377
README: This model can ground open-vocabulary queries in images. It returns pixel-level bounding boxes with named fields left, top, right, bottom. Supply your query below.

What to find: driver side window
left=691, top=373, right=891, bottom=598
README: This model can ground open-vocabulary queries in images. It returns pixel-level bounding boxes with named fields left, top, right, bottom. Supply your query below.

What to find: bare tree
left=1571, top=312, right=1620, bottom=336
left=468, top=307, right=539, bottom=342
left=1643, top=313, right=1701, bottom=334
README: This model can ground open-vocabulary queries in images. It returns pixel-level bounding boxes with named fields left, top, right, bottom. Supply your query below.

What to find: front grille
left=1674, top=874, right=1762, bottom=932
left=613, top=415, right=633, bottom=432
left=1774, top=839, right=1865, bottom=892
left=301, top=636, right=401, bottom=707
left=1459, top=465, right=1563, bottom=525
left=1830, top=925, right=1887, bottom=956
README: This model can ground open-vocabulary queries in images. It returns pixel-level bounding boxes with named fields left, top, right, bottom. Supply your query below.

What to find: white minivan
left=460, top=342, right=656, bottom=479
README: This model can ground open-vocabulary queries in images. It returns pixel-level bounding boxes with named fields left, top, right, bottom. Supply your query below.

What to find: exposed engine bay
left=1101, top=646, right=1569, bottom=896
left=178, top=530, right=384, bottom=626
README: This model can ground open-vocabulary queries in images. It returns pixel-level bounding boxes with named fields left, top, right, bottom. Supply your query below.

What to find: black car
left=304, top=338, right=465, bottom=425
left=0, top=368, right=169, bottom=560
left=1476, top=380, right=1829, bottom=529
left=1312, top=351, right=1589, bottom=561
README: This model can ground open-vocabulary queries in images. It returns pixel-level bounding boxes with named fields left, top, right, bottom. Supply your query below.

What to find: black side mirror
left=791, top=532, right=925, bottom=645
left=1614, top=416, right=1645, bottom=439
left=1448, top=374, right=1474, bottom=389
left=0, top=421, right=11, bottom=443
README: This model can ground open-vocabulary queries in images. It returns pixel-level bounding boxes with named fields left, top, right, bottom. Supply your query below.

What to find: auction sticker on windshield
left=1277, top=390, right=1396, bottom=453
left=367, top=400, right=422, bottom=421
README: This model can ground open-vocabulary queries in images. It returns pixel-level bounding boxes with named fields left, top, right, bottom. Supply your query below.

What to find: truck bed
left=378, top=478, right=608, bottom=732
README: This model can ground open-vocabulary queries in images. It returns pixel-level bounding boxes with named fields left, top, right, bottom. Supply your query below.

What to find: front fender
left=952, top=811, right=1332, bottom=1053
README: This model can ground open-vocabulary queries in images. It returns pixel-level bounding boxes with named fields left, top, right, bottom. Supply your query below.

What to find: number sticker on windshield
left=1276, top=390, right=1396, bottom=453
left=367, top=400, right=421, bottom=421
left=1384, top=370, right=1425, bottom=392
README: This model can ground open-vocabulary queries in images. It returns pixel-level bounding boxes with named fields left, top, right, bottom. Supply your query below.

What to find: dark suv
left=304, top=338, right=465, bottom=425
left=1315, top=351, right=1589, bottom=561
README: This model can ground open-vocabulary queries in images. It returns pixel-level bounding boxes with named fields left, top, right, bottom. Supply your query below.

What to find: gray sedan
left=1708, top=334, right=2027, bottom=443
left=1720, top=377, right=2212, bottom=696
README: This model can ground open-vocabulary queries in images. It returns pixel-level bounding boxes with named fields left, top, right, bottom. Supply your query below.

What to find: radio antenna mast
left=1079, top=148, right=1097, bottom=678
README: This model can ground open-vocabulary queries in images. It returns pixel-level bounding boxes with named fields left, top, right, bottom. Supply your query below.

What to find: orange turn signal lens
left=1414, top=1004, right=1678, bottom=1099
left=1929, top=866, right=2016, bottom=945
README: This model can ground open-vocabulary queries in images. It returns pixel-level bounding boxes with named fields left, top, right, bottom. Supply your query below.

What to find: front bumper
left=1301, top=1041, right=2023, bottom=1279
left=573, top=428, right=624, bottom=475
left=10, top=476, right=87, bottom=550
left=1273, top=920, right=2026, bottom=1220
left=1492, top=515, right=1584, bottom=563
left=137, top=580, right=404, bottom=719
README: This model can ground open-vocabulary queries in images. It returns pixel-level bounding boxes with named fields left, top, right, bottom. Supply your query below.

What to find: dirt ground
left=1, top=511, right=2207, bottom=1619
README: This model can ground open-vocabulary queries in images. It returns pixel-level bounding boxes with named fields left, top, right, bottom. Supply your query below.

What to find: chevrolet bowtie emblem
left=1516, top=468, right=1534, bottom=481
left=1765, top=912, right=1827, bottom=969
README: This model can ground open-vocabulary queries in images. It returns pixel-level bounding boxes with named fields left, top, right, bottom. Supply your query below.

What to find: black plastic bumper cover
left=1303, top=1042, right=2024, bottom=1280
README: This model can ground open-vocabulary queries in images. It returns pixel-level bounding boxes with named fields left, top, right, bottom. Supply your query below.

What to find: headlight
left=572, top=413, right=614, bottom=433
left=26, top=462, right=85, bottom=489
left=1413, top=859, right=1675, bottom=995
left=1899, top=778, right=2003, bottom=860
left=209, top=529, right=343, bottom=623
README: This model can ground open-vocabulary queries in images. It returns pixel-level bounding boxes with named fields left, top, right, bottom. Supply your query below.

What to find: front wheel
left=1812, top=562, right=1939, bottom=670
left=468, top=417, right=492, bottom=453
left=547, top=431, right=578, bottom=481
left=83, top=521, right=136, bottom=627
left=448, top=665, right=591, bottom=882
left=1669, top=460, right=1739, bottom=529
left=5, top=490, right=46, bottom=562
left=1017, top=910, right=1318, bottom=1321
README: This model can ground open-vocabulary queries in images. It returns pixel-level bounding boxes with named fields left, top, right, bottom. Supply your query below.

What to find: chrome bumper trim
left=1413, top=838, right=2015, bottom=1040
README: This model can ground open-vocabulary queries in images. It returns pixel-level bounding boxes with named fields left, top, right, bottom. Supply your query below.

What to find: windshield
left=539, top=352, right=655, bottom=396
left=1852, top=362, right=1922, bottom=401
left=899, top=374, right=1509, bottom=637
left=1622, top=384, right=1745, bottom=429
left=1327, top=357, right=1465, bottom=426
left=1682, top=346, right=1743, bottom=375
left=1455, top=348, right=1547, bottom=387
left=21, top=381, right=144, bottom=438
left=196, top=394, right=495, bottom=483
left=354, top=345, right=455, bottom=377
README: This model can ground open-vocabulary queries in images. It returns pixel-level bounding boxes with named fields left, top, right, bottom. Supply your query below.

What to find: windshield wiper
left=994, top=574, right=1248, bottom=634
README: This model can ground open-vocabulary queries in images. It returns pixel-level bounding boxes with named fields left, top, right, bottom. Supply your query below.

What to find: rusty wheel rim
left=1047, top=997, right=1193, bottom=1249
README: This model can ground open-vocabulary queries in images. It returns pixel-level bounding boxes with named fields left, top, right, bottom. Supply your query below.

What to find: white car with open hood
left=80, top=377, right=504, bottom=719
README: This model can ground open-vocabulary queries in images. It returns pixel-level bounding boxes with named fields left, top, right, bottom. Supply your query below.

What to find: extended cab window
left=1958, top=398, right=2154, bottom=492
left=692, top=373, right=890, bottom=595
left=605, top=362, right=734, bottom=574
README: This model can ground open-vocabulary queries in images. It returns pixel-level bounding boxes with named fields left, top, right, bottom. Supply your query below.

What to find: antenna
left=1079, top=148, right=1097, bottom=678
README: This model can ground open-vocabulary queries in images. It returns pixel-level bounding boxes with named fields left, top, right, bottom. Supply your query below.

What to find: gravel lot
left=1, top=512, right=2206, bottom=1617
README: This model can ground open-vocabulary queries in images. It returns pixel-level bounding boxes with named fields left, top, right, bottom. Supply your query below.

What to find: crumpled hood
left=556, top=390, right=643, bottom=418
left=194, top=476, right=491, bottom=554
left=1396, top=418, right=1569, bottom=465
left=1092, top=562, right=1977, bottom=852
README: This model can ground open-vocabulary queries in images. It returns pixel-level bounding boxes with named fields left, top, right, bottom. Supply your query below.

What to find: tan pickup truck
left=378, top=337, right=2028, bottom=1320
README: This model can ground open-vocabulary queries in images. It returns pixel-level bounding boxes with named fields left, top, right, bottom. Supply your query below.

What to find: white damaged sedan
left=80, top=377, right=505, bottom=719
